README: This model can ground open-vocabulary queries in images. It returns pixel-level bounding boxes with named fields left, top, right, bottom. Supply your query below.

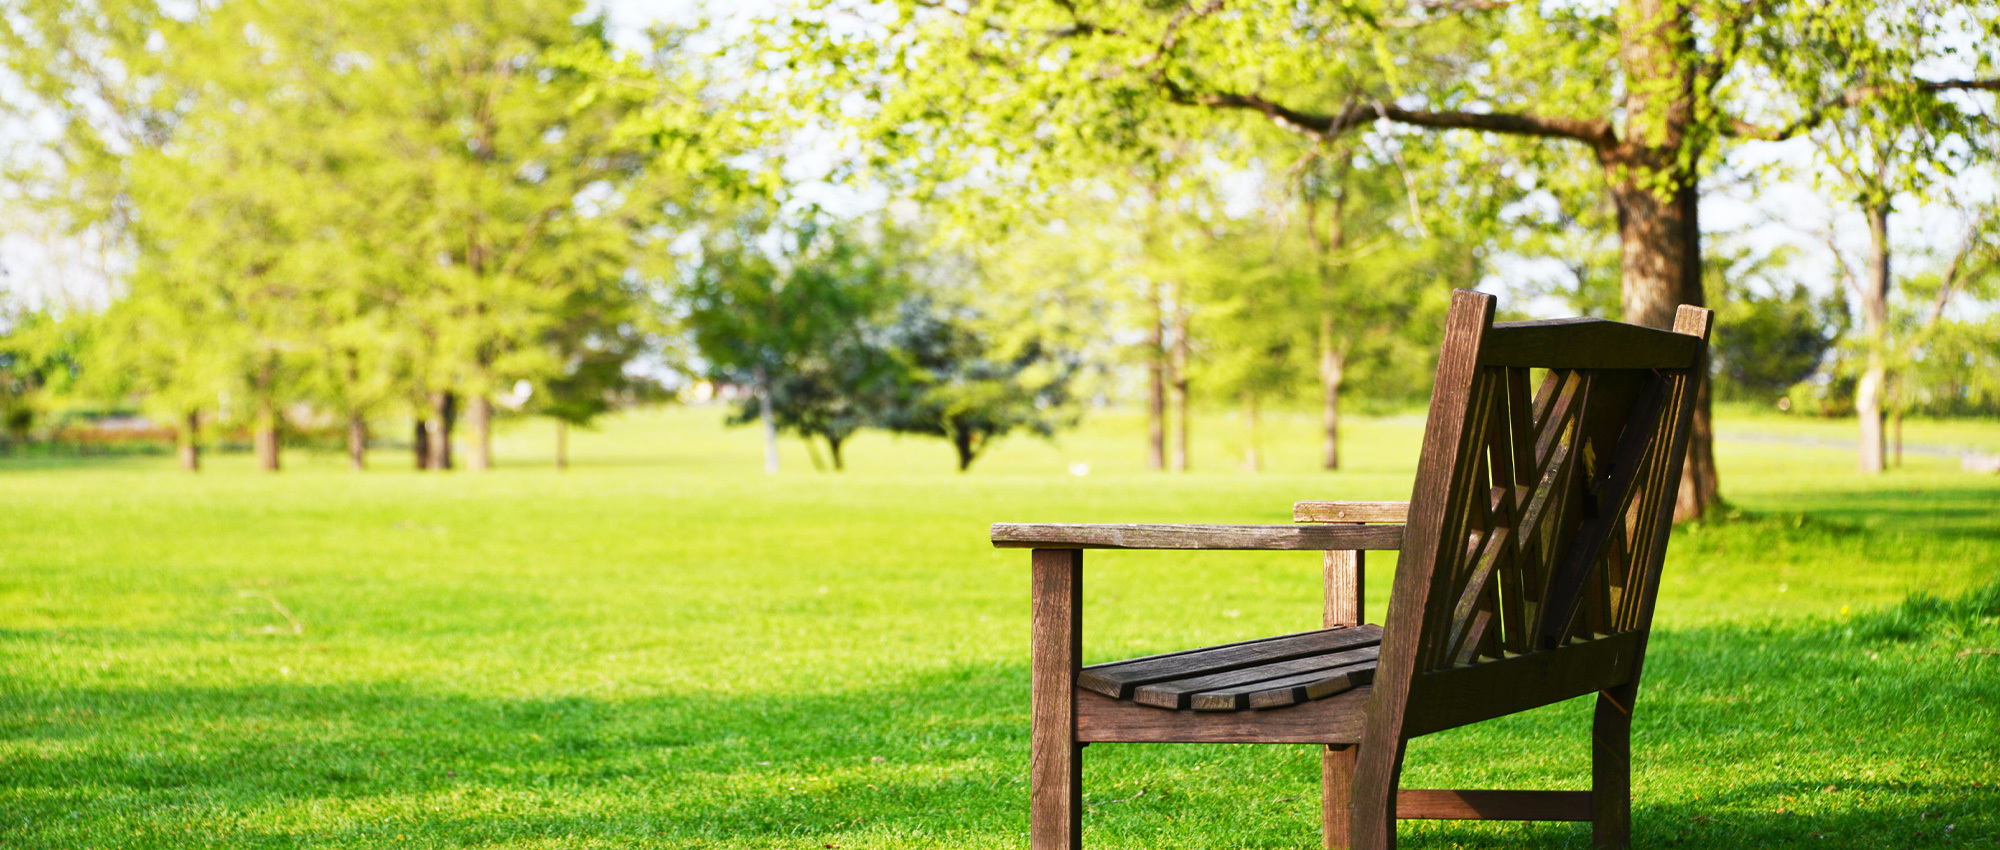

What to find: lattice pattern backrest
left=1386, top=293, right=1710, bottom=677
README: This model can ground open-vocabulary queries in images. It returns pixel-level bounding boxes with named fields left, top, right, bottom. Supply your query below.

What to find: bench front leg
left=1031, top=548, right=1083, bottom=850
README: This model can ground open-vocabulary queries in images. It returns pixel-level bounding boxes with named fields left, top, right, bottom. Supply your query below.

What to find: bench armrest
left=991, top=523, right=1403, bottom=551
left=1293, top=500, right=1409, bottom=523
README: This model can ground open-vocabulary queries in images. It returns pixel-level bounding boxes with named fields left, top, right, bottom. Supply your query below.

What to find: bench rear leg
left=1592, top=688, right=1633, bottom=849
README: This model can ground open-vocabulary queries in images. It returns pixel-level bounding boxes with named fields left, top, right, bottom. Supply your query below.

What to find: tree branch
left=1725, top=78, right=2000, bottom=141
left=1158, top=79, right=1616, bottom=146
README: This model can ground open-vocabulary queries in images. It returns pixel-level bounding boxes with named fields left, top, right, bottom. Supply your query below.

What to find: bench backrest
left=1375, top=290, right=1711, bottom=692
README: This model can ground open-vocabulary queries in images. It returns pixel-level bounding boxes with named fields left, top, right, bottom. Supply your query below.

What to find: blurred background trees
left=0, top=0, right=1995, bottom=483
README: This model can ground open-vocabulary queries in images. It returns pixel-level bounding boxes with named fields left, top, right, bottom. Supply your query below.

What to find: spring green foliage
left=2, top=407, right=1996, bottom=847
left=0, top=0, right=717, bottom=457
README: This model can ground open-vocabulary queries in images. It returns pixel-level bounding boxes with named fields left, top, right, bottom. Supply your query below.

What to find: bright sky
left=2, top=0, right=1992, bottom=320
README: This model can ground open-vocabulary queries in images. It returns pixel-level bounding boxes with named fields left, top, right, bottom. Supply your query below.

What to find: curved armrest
left=991, top=523, right=1403, bottom=551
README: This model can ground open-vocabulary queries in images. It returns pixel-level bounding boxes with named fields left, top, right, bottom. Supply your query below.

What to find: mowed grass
left=2, top=406, right=1997, bottom=848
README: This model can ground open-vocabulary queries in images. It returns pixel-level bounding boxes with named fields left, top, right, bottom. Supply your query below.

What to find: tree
left=773, top=0, right=1999, bottom=519
left=1705, top=249, right=1847, bottom=403
left=679, top=210, right=909, bottom=473
left=877, top=293, right=1083, bottom=472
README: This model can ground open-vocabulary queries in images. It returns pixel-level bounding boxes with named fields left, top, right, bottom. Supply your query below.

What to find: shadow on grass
left=4, top=591, right=1998, bottom=848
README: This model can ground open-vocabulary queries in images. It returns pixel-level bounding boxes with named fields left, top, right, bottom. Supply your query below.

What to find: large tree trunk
left=554, top=419, right=569, bottom=471
left=177, top=410, right=200, bottom=472
left=1856, top=203, right=1891, bottom=474
left=755, top=366, right=778, bottom=474
left=467, top=395, right=493, bottom=472
left=428, top=391, right=456, bottom=471
left=253, top=397, right=280, bottom=473
left=347, top=411, right=367, bottom=471
left=1609, top=175, right=1715, bottom=519
left=1146, top=279, right=1167, bottom=471
left=1609, top=0, right=1716, bottom=520
left=1170, top=284, right=1191, bottom=472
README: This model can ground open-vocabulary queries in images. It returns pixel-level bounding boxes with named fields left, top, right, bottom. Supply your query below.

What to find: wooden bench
left=994, top=290, right=1712, bottom=849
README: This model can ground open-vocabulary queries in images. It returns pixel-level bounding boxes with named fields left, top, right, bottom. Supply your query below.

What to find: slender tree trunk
left=1311, top=155, right=1349, bottom=472
left=828, top=435, right=845, bottom=471
left=1893, top=409, right=1903, bottom=468
left=177, top=410, right=200, bottom=472
left=467, top=395, right=493, bottom=472
left=1170, top=283, right=1191, bottom=472
left=1241, top=390, right=1262, bottom=472
left=254, top=397, right=280, bottom=473
left=755, top=366, right=778, bottom=474
left=347, top=411, right=367, bottom=471
left=803, top=437, right=828, bottom=472
left=1146, top=278, right=1167, bottom=471
left=554, top=419, right=568, bottom=471
left=415, top=419, right=431, bottom=470
left=953, top=429, right=977, bottom=472
left=428, top=391, right=455, bottom=471
left=1321, top=331, right=1346, bottom=472
left=1856, top=203, right=1891, bottom=474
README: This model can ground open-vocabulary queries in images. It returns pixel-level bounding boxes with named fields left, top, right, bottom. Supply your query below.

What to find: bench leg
left=1031, top=549, right=1083, bottom=850
left=1592, top=688, right=1633, bottom=850
left=1323, top=744, right=1356, bottom=849
left=1350, top=739, right=1406, bottom=850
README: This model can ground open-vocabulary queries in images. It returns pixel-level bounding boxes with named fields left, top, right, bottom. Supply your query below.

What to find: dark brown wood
left=1080, top=625, right=1382, bottom=700
left=1075, top=686, right=1370, bottom=744
left=1233, top=661, right=1377, bottom=710
left=993, top=523, right=1403, bottom=550
left=1403, top=630, right=1642, bottom=737
left=1294, top=501, right=1410, bottom=523
left=1593, top=690, right=1634, bottom=848
left=1353, top=289, right=1497, bottom=849
left=1030, top=549, right=1082, bottom=850
left=1395, top=789, right=1593, bottom=821
left=1480, top=317, right=1703, bottom=370
left=1537, top=377, right=1668, bottom=649
left=1004, top=293, right=1713, bottom=850
left=1134, top=645, right=1379, bottom=710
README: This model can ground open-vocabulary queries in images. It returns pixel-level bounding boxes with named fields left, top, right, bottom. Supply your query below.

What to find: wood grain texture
left=1080, top=625, right=1382, bottom=701
left=1324, top=745, right=1356, bottom=850
left=1294, top=501, right=1410, bottom=523
left=1395, top=789, right=1593, bottom=821
left=1324, top=549, right=1365, bottom=628
left=1353, top=289, right=1497, bottom=849
left=1136, top=646, right=1379, bottom=711
left=1075, top=686, right=1370, bottom=744
left=993, top=523, right=1403, bottom=550
left=1029, top=549, right=1082, bottom=850
left=1479, top=318, right=1702, bottom=370
left=1402, top=630, right=1641, bottom=738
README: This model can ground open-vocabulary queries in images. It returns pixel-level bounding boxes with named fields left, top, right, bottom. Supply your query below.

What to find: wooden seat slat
left=1131, top=644, right=1382, bottom=709
left=1077, top=624, right=1382, bottom=700
left=1232, top=664, right=1376, bottom=708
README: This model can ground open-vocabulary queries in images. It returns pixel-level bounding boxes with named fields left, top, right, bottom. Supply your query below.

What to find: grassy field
left=3, top=405, right=1997, bottom=848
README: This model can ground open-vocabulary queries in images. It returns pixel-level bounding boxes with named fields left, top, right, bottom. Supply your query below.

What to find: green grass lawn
left=3, top=406, right=1997, bottom=848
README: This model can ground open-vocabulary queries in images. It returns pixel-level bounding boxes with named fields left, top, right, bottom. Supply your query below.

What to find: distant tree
left=877, top=294, right=1083, bottom=472
left=679, top=210, right=908, bottom=472
left=1710, top=282, right=1847, bottom=404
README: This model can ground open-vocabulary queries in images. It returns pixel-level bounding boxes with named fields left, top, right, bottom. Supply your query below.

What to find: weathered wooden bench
left=993, top=290, right=1711, bottom=849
